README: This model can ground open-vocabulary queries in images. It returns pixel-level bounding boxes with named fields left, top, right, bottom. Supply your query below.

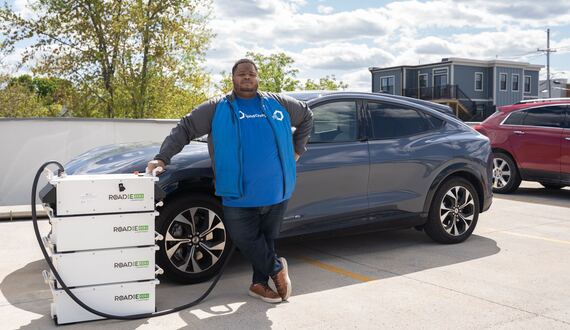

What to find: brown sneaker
left=271, top=257, right=291, bottom=301
left=248, top=283, right=282, bottom=304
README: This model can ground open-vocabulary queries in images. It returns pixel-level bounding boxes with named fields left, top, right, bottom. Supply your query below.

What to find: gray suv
left=66, top=92, right=493, bottom=284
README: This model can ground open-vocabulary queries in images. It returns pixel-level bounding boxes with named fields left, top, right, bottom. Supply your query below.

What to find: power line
left=496, top=50, right=540, bottom=60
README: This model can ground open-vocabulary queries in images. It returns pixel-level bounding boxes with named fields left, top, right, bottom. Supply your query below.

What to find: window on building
left=475, top=72, right=483, bottom=91
left=512, top=74, right=520, bottom=92
left=367, top=102, right=433, bottom=139
left=524, top=76, right=531, bottom=93
left=499, top=73, right=507, bottom=91
left=309, top=101, right=358, bottom=143
left=380, top=76, right=395, bottom=94
left=419, top=74, right=427, bottom=88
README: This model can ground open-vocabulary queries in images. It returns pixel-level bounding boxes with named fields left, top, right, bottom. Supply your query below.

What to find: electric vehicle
left=65, top=92, right=493, bottom=284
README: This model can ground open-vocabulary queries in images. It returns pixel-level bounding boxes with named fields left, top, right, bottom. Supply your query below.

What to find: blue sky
left=5, top=0, right=570, bottom=91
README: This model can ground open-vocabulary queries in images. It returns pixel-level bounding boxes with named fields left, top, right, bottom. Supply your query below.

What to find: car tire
left=156, top=193, right=233, bottom=284
left=539, top=182, right=566, bottom=190
left=424, top=177, right=480, bottom=244
left=492, top=152, right=521, bottom=194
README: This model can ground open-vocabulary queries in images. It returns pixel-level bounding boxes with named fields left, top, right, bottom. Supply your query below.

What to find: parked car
left=474, top=98, right=570, bottom=193
left=65, top=92, right=493, bottom=284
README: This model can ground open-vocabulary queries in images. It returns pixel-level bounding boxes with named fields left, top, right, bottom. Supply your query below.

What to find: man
left=146, top=58, right=313, bottom=303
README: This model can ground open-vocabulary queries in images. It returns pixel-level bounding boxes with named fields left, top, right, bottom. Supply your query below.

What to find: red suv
left=474, top=99, right=570, bottom=193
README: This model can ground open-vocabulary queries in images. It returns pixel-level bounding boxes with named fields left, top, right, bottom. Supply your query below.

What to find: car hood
left=65, top=141, right=210, bottom=175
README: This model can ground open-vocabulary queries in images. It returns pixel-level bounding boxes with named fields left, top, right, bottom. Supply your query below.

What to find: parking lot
left=1, top=181, right=569, bottom=329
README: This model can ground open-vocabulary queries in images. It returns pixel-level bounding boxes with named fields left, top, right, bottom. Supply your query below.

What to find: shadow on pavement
left=494, top=186, right=570, bottom=209
left=1, top=228, right=500, bottom=329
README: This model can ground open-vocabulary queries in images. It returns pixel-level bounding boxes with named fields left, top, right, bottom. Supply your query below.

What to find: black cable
left=32, top=161, right=235, bottom=320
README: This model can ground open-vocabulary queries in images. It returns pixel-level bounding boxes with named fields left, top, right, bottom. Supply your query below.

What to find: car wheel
left=492, top=152, right=521, bottom=194
left=539, top=182, right=566, bottom=190
left=156, top=193, right=233, bottom=284
left=424, top=177, right=480, bottom=244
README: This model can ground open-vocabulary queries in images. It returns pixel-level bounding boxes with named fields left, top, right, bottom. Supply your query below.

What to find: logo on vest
left=272, top=110, right=284, bottom=121
left=238, top=110, right=266, bottom=120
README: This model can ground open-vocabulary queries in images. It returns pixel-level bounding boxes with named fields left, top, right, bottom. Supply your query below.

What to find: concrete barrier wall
left=0, top=118, right=179, bottom=207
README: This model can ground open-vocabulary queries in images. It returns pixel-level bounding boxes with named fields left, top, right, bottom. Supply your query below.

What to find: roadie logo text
left=114, top=260, right=150, bottom=269
left=114, top=293, right=150, bottom=302
left=113, top=225, right=149, bottom=233
left=108, top=193, right=144, bottom=201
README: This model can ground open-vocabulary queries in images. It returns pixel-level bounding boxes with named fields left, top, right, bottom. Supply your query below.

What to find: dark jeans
left=222, top=200, right=288, bottom=284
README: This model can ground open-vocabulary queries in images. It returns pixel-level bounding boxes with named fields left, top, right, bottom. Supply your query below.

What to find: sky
left=4, top=0, right=570, bottom=92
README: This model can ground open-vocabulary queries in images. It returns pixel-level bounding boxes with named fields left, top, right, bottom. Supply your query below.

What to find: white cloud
left=213, top=0, right=299, bottom=18
left=298, top=43, right=394, bottom=71
left=317, top=5, right=334, bottom=14
left=13, top=0, right=37, bottom=19
left=414, top=37, right=453, bottom=55
left=340, top=69, right=371, bottom=92
left=270, top=9, right=392, bottom=43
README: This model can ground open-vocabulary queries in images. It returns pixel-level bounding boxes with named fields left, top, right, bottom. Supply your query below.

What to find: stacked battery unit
left=40, top=173, right=163, bottom=325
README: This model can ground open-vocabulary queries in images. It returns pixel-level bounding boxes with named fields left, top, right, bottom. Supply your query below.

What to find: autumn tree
left=0, top=0, right=213, bottom=118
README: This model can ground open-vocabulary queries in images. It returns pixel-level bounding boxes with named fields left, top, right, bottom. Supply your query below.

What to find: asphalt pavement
left=1, top=182, right=569, bottom=329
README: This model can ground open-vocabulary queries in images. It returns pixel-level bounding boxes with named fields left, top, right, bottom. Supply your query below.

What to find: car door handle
left=565, top=137, right=570, bottom=141
left=514, top=131, right=525, bottom=135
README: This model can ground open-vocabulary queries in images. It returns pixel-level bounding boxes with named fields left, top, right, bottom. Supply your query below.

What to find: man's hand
left=294, top=153, right=300, bottom=162
left=146, top=159, right=166, bottom=176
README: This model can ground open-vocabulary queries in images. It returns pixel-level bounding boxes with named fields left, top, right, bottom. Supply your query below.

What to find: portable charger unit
left=40, top=172, right=162, bottom=325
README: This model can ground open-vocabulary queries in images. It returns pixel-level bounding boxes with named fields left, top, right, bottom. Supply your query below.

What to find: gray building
left=369, top=58, right=543, bottom=120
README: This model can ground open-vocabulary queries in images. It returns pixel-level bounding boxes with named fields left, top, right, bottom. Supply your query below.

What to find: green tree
left=246, top=52, right=300, bottom=92
left=0, top=0, right=213, bottom=118
left=9, top=75, right=75, bottom=105
left=303, top=75, right=348, bottom=91
left=0, top=74, right=60, bottom=117
left=215, top=70, right=233, bottom=95
left=216, top=53, right=348, bottom=95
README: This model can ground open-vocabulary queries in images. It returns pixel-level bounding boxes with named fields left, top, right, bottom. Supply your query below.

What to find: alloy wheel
left=440, top=186, right=475, bottom=236
left=492, top=157, right=512, bottom=189
left=164, top=207, right=227, bottom=274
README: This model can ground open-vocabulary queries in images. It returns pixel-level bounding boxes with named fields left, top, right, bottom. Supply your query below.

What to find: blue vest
left=211, top=95, right=297, bottom=200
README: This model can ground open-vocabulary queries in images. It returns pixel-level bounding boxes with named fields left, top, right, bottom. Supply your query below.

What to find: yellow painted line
left=484, top=227, right=570, bottom=245
left=296, top=256, right=373, bottom=282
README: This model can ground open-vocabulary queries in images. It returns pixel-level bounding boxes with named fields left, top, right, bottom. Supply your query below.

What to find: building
left=369, top=58, right=543, bottom=120
left=539, top=78, right=569, bottom=99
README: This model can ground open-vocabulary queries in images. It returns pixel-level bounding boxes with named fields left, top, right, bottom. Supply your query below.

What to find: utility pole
left=538, top=28, right=557, bottom=98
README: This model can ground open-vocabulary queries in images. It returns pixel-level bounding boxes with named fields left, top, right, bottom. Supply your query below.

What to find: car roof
left=499, top=100, right=570, bottom=113
left=285, top=91, right=455, bottom=117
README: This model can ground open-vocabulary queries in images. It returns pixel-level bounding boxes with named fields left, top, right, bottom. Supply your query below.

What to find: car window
left=503, top=110, right=525, bottom=125
left=521, top=106, right=566, bottom=128
left=308, top=101, right=358, bottom=143
left=368, top=102, right=432, bottom=139
left=427, top=115, right=445, bottom=128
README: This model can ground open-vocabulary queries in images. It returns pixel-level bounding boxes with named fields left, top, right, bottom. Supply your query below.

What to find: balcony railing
left=403, top=84, right=477, bottom=119
left=403, top=85, right=459, bottom=100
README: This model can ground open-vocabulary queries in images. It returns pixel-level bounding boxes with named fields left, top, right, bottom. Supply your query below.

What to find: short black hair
left=232, top=58, right=258, bottom=75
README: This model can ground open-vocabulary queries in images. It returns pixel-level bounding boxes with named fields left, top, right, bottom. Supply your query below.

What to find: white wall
left=0, top=118, right=178, bottom=207
left=539, top=79, right=569, bottom=98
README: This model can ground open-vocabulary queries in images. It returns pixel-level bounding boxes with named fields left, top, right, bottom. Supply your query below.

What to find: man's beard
left=239, top=85, right=257, bottom=92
